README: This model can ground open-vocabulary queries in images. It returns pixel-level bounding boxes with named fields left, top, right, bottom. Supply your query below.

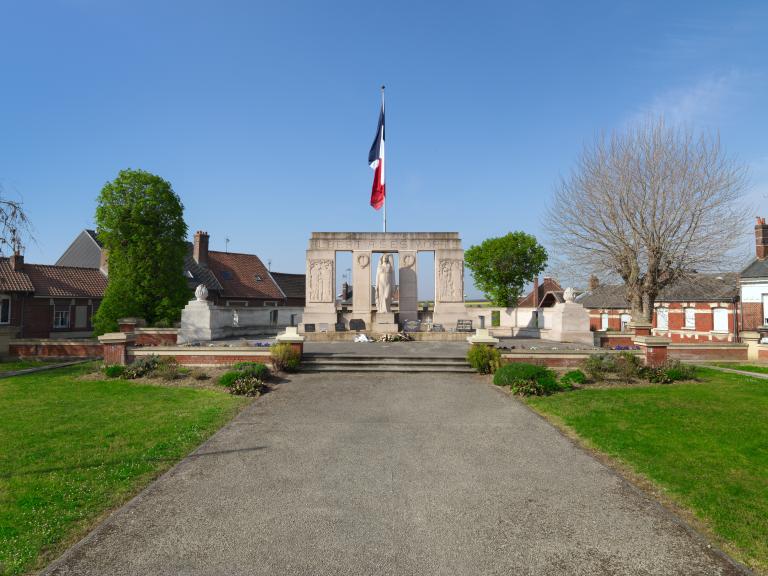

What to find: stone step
left=301, top=364, right=476, bottom=373
left=301, top=353, right=474, bottom=373
left=302, top=357, right=469, bottom=365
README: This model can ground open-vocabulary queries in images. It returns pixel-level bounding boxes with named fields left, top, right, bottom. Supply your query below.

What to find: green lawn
left=0, top=359, right=64, bottom=374
left=711, top=362, right=768, bottom=375
left=0, top=364, right=248, bottom=576
left=526, top=368, right=768, bottom=573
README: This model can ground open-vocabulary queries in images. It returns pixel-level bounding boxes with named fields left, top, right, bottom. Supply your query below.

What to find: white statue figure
left=195, top=284, right=208, bottom=302
left=376, top=254, right=394, bottom=313
left=232, top=309, right=239, bottom=327
left=563, top=287, right=576, bottom=303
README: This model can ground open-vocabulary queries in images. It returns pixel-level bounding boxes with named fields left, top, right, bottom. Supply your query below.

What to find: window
left=656, top=307, right=669, bottom=330
left=75, top=305, right=88, bottom=328
left=255, top=275, right=263, bottom=282
left=600, top=313, right=609, bottom=331
left=263, top=301, right=278, bottom=307
left=620, top=313, right=632, bottom=332
left=684, top=307, right=696, bottom=329
left=269, top=309, right=278, bottom=326
left=54, top=307, right=70, bottom=329
left=0, top=296, right=10, bottom=324
left=713, top=308, right=728, bottom=332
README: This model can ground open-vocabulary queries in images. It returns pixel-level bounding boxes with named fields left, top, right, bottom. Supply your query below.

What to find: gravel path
left=42, top=373, right=745, bottom=575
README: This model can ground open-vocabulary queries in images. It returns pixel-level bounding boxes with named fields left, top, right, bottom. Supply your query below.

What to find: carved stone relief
left=438, top=259, right=464, bottom=302
left=356, top=254, right=370, bottom=268
left=308, top=259, right=334, bottom=302
left=401, top=254, right=415, bottom=268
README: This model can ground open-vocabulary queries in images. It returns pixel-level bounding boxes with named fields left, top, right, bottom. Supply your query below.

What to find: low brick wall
left=129, top=346, right=272, bottom=367
left=134, top=328, right=178, bottom=346
left=668, top=344, right=747, bottom=362
left=500, top=350, right=636, bottom=368
left=597, top=333, right=634, bottom=348
left=10, top=339, right=103, bottom=359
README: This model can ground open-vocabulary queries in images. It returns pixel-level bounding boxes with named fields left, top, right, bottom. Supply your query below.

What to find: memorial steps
left=300, top=353, right=474, bottom=373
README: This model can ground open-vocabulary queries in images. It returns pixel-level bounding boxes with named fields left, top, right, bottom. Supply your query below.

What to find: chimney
left=756, top=217, right=768, bottom=260
left=194, top=231, right=209, bottom=267
left=99, top=249, right=109, bottom=275
left=588, top=275, right=599, bottom=290
left=532, top=276, right=539, bottom=308
left=10, top=252, right=23, bottom=271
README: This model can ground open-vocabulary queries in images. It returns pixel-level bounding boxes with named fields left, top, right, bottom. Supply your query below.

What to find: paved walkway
left=44, top=373, right=743, bottom=575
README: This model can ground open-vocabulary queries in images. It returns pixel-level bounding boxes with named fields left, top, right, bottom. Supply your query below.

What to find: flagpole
left=381, top=85, right=386, bottom=233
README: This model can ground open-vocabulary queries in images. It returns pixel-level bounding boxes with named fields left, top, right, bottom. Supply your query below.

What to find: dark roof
left=85, top=229, right=103, bottom=247
left=0, top=259, right=35, bottom=292
left=518, top=277, right=563, bottom=307
left=271, top=272, right=305, bottom=300
left=184, top=245, right=223, bottom=292
left=576, top=273, right=739, bottom=309
left=206, top=251, right=285, bottom=300
left=741, top=258, right=768, bottom=279
left=0, top=258, right=106, bottom=297
left=55, top=229, right=103, bottom=268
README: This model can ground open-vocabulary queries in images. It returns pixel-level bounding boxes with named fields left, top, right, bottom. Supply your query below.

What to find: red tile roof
left=0, top=259, right=34, bottom=292
left=207, top=251, right=285, bottom=300
left=518, top=277, right=563, bottom=307
left=24, top=263, right=107, bottom=297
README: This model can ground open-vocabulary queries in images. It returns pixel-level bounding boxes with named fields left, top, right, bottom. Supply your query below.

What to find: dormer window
left=255, top=275, right=263, bottom=282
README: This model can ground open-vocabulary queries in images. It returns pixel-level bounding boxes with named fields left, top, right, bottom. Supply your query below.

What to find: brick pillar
left=276, top=327, right=304, bottom=360
left=118, top=317, right=146, bottom=333
left=630, top=321, right=653, bottom=337
left=288, top=342, right=304, bottom=358
left=633, top=336, right=670, bottom=367
left=99, top=332, right=136, bottom=365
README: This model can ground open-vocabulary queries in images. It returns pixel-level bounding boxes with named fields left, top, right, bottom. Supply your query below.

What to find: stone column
left=433, top=249, right=469, bottom=328
left=300, top=250, right=337, bottom=332
left=740, top=331, right=760, bottom=360
left=351, top=250, right=373, bottom=329
left=398, top=250, right=418, bottom=323
left=99, top=332, right=136, bottom=366
left=633, top=335, right=671, bottom=367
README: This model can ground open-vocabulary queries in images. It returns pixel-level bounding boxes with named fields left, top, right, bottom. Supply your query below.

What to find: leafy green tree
left=92, top=169, right=190, bottom=334
left=464, top=232, right=548, bottom=307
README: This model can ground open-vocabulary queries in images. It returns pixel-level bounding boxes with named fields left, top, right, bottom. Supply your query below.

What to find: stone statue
left=232, top=309, right=239, bottom=327
left=195, top=284, right=208, bottom=302
left=376, top=254, right=394, bottom=313
left=564, top=287, right=576, bottom=303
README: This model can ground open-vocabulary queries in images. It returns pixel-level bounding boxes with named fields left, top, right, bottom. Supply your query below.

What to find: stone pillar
left=398, top=250, right=418, bottom=323
left=633, top=335, right=670, bottom=367
left=300, top=250, right=337, bottom=332
left=433, top=249, right=469, bottom=328
left=630, top=321, right=653, bottom=337
left=740, top=331, right=760, bottom=361
left=351, top=250, right=373, bottom=329
left=276, top=326, right=305, bottom=359
left=118, top=317, right=145, bottom=333
left=99, top=332, right=136, bottom=366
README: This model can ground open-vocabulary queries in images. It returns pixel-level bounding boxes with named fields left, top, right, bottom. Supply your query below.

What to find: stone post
left=118, top=317, right=145, bottom=333
left=740, top=331, right=760, bottom=361
left=276, top=326, right=305, bottom=359
left=633, top=335, right=670, bottom=367
left=630, top=321, right=653, bottom=337
left=99, top=332, right=136, bottom=366
left=398, top=250, right=418, bottom=324
left=351, top=250, right=373, bottom=329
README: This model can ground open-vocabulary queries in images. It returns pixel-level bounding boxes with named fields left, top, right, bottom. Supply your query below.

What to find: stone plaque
left=403, top=320, right=421, bottom=332
left=308, top=259, right=334, bottom=302
left=334, top=322, right=347, bottom=332
left=438, top=259, right=464, bottom=302
left=349, top=319, right=366, bottom=331
left=456, top=319, right=473, bottom=332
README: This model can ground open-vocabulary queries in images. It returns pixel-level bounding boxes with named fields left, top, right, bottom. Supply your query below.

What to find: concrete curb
left=0, top=359, right=92, bottom=379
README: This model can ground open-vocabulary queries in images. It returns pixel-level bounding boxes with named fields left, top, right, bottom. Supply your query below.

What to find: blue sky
left=1, top=1, right=767, bottom=298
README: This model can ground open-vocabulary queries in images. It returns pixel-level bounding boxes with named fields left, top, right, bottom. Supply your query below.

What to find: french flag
left=368, top=99, right=385, bottom=210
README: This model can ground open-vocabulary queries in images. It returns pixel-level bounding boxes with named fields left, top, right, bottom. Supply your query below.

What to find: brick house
left=0, top=253, right=107, bottom=338
left=576, top=274, right=739, bottom=342
left=738, top=217, right=768, bottom=331
left=517, top=277, right=564, bottom=308
left=58, top=229, right=305, bottom=308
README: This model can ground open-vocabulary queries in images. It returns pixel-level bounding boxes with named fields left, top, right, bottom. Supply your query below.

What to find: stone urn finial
left=195, top=284, right=209, bottom=302
left=564, top=287, right=576, bottom=303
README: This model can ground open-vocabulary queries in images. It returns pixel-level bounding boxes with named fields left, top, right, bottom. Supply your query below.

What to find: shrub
left=506, top=376, right=561, bottom=396
left=615, top=351, right=643, bottom=382
left=190, top=369, right=210, bottom=381
left=662, top=360, right=696, bottom=382
left=218, top=370, right=242, bottom=388
left=232, top=361, right=270, bottom=380
left=582, top=353, right=615, bottom=380
left=493, top=362, right=554, bottom=386
left=153, top=357, right=186, bottom=381
left=560, top=369, right=586, bottom=389
left=467, top=344, right=501, bottom=374
left=103, top=364, right=125, bottom=378
left=228, top=376, right=268, bottom=397
left=123, top=355, right=159, bottom=379
left=270, top=342, right=301, bottom=372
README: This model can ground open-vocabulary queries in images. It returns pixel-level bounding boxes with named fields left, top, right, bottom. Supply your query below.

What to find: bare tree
left=0, top=186, right=33, bottom=255
left=545, top=118, right=748, bottom=324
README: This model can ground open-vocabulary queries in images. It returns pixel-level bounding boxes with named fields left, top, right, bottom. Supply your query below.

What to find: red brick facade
left=10, top=341, right=103, bottom=359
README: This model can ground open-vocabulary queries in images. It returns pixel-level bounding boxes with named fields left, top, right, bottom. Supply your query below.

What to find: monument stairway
left=301, top=354, right=474, bottom=373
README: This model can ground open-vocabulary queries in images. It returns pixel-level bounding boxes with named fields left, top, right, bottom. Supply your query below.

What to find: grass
left=0, top=359, right=65, bottom=374
left=711, top=362, right=768, bottom=375
left=0, top=364, right=248, bottom=576
left=526, top=368, right=768, bottom=573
